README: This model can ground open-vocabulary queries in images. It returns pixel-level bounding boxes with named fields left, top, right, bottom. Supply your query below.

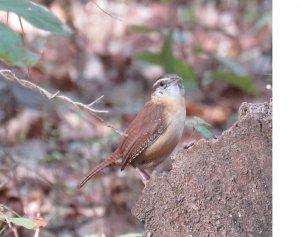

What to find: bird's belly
left=133, top=108, right=185, bottom=169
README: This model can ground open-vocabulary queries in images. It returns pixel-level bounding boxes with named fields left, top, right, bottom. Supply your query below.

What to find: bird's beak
left=176, top=77, right=182, bottom=83
left=171, top=77, right=182, bottom=86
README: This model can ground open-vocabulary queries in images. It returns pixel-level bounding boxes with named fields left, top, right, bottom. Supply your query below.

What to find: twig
left=33, top=213, right=41, bottom=237
left=3, top=215, right=19, bottom=237
left=91, top=0, right=122, bottom=21
left=0, top=69, right=126, bottom=136
left=0, top=204, right=21, bottom=218
left=34, top=228, right=40, bottom=237
left=6, top=12, right=9, bottom=25
left=18, top=16, right=25, bottom=43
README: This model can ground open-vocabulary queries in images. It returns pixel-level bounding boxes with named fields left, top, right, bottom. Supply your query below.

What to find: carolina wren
left=78, top=74, right=186, bottom=187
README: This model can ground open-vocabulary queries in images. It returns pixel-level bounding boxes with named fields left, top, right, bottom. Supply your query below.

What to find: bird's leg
left=135, top=167, right=150, bottom=185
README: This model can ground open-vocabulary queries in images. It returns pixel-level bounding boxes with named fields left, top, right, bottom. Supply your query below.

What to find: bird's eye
left=159, top=81, right=165, bottom=87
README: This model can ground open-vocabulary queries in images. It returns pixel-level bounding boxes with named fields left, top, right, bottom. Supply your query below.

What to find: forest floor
left=0, top=0, right=271, bottom=236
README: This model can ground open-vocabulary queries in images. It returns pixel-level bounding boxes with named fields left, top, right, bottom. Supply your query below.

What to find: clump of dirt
left=132, top=101, right=272, bottom=237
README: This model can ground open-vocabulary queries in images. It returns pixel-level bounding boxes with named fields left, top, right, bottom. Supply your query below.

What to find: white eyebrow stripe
left=158, top=77, right=169, bottom=81
left=153, top=78, right=168, bottom=88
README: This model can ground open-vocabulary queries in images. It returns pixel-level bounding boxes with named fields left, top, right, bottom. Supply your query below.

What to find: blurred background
left=0, top=0, right=271, bottom=236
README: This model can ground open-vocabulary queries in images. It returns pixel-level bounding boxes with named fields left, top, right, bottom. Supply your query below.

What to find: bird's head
left=151, top=74, right=185, bottom=99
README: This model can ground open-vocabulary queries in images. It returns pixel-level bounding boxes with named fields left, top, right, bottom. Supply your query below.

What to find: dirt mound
left=132, top=101, right=272, bottom=237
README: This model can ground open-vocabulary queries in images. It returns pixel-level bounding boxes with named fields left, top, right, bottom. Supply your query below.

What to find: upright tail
left=77, top=150, right=121, bottom=188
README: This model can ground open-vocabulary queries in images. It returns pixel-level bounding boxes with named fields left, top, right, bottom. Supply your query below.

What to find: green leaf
left=135, top=52, right=162, bottom=65
left=0, top=23, right=40, bottom=67
left=193, top=47, right=203, bottom=55
left=161, top=32, right=175, bottom=73
left=185, top=121, right=194, bottom=127
left=128, top=25, right=161, bottom=34
left=117, top=233, right=143, bottom=237
left=250, top=13, right=272, bottom=35
left=212, top=71, right=259, bottom=96
left=194, top=116, right=211, bottom=126
left=23, top=50, right=40, bottom=65
left=178, top=6, right=196, bottom=23
left=135, top=32, right=196, bottom=82
left=211, top=54, right=246, bottom=76
left=8, top=217, right=37, bottom=229
left=195, top=126, right=213, bottom=140
left=48, top=151, right=64, bottom=161
left=0, top=0, right=71, bottom=35
left=174, top=59, right=196, bottom=81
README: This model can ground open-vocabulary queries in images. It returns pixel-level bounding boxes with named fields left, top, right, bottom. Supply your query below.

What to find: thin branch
left=6, top=12, right=9, bottom=25
left=3, top=215, right=19, bottom=237
left=91, top=0, right=122, bottom=21
left=34, top=228, right=40, bottom=237
left=33, top=213, right=41, bottom=237
left=0, top=204, right=21, bottom=218
left=0, top=69, right=126, bottom=136
left=88, top=95, right=104, bottom=107
left=18, top=16, right=25, bottom=43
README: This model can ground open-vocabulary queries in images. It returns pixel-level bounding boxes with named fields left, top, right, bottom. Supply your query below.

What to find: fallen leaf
left=32, top=217, right=47, bottom=228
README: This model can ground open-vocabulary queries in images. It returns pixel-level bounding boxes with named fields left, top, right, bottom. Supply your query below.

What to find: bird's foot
left=135, top=167, right=150, bottom=185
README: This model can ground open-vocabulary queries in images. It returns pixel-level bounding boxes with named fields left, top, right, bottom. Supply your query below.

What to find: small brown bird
left=78, top=74, right=186, bottom=187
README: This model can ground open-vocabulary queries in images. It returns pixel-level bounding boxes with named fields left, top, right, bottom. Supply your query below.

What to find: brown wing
left=119, top=101, right=168, bottom=170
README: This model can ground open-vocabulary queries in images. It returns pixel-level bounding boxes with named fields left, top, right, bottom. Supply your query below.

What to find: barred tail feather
left=77, top=150, right=121, bottom=188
